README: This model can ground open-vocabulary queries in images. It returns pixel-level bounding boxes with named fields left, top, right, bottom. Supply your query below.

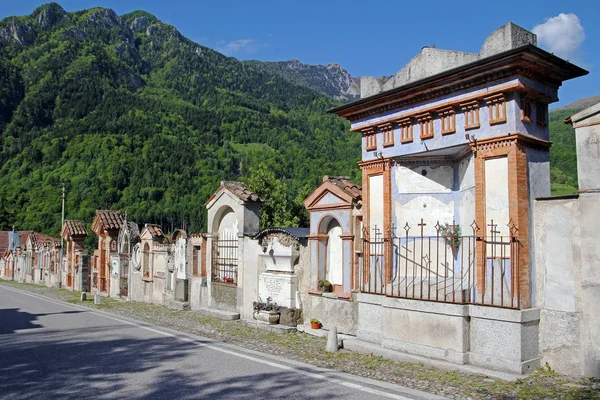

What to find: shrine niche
left=205, top=181, right=261, bottom=314
left=304, top=176, right=362, bottom=295
left=170, top=229, right=189, bottom=305
left=302, top=176, right=362, bottom=335
left=61, top=220, right=88, bottom=292
left=90, top=210, right=123, bottom=296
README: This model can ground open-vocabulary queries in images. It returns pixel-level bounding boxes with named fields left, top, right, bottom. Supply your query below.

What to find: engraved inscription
left=265, top=277, right=284, bottom=297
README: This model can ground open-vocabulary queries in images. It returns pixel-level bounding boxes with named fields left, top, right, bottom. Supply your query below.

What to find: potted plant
left=310, top=318, right=321, bottom=329
left=439, top=223, right=461, bottom=256
left=318, top=279, right=332, bottom=293
left=252, top=297, right=280, bottom=324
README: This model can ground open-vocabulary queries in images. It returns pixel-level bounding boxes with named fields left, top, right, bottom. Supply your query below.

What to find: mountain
left=0, top=3, right=361, bottom=237
left=244, top=59, right=360, bottom=101
left=547, top=95, right=600, bottom=195
left=553, top=95, right=600, bottom=112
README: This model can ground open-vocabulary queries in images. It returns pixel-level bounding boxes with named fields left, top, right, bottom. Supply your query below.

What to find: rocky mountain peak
left=31, top=2, right=69, bottom=29
left=0, top=19, right=36, bottom=47
left=84, top=8, right=122, bottom=29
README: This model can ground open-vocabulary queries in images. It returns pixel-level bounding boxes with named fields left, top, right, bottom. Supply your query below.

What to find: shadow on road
left=0, top=326, right=336, bottom=399
left=0, top=308, right=85, bottom=334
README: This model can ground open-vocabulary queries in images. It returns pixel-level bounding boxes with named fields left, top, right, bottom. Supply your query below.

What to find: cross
left=488, top=220, right=499, bottom=237
left=418, top=219, right=427, bottom=237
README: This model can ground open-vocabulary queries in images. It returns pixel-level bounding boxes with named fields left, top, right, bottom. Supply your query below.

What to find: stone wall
left=356, top=293, right=540, bottom=374
left=534, top=196, right=600, bottom=378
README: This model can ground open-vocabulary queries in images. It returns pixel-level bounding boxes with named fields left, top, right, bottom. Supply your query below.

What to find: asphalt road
left=0, top=285, right=445, bottom=400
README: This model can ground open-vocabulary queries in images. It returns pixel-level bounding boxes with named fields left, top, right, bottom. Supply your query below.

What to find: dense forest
left=0, top=3, right=361, bottom=236
left=0, top=3, right=585, bottom=238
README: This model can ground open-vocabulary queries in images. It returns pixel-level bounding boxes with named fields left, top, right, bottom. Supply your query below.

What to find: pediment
left=305, top=184, right=353, bottom=210
left=315, top=191, right=346, bottom=207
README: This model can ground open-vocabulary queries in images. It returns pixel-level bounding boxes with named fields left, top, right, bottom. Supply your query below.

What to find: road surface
left=0, top=285, right=444, bottom=400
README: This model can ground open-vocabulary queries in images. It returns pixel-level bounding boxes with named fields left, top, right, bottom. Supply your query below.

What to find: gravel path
left=2, top=281, right=598, bottom=400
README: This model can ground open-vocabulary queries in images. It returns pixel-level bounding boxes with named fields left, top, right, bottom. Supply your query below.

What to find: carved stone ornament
left=263, top=233, right=299, bottom=249
left=132, top=243, right=141, bottom=270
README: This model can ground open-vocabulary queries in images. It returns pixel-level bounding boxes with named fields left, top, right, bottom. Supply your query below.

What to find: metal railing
left=360, top=220, right=521, bottom=309
left=212, top=231, right=238, bottom=285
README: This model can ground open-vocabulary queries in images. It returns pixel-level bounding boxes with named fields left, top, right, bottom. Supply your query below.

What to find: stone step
left=197, top=307, right=240, bottom=320
left=243, top=320, right=296, bottom=334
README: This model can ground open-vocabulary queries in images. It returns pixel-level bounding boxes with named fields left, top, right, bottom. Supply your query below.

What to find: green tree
left=246, top=163, right=299, bottom=229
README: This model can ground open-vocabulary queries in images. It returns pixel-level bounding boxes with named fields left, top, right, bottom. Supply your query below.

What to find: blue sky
left=2, top=1, right=598, bottom=107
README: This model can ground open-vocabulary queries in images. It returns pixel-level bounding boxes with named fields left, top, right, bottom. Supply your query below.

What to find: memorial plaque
left=258, top=272, right=298, bottom=308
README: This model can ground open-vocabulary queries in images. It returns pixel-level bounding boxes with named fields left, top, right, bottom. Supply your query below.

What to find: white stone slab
left=258, top=272, right=298, bottom=308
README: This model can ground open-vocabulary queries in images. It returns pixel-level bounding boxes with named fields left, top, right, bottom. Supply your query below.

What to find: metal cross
left=488, top=220, right=499, bottom=237
left=418, top=218, right=427, bottom=237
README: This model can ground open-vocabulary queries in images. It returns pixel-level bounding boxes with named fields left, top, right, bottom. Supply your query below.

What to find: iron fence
left=212, top=231, right=238, bottom=285
left=360, top=220, right=521, bottom=309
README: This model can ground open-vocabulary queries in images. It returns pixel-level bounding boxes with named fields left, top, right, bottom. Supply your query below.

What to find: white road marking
left=0, top=285, right=420, bottom=400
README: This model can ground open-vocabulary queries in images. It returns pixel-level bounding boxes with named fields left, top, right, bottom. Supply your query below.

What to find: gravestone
left=258, top=234, right=301, bottom=309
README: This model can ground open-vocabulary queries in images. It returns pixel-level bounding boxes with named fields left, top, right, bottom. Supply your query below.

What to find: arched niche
left=318, top=215, right=344, bottom=288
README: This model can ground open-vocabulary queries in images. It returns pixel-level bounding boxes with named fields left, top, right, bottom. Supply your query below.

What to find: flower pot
left=311, top=321, right=321, bottom=329
left=255, top=310, right=280, bottom=324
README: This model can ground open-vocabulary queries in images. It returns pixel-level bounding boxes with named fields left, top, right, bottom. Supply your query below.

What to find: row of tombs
left=3, top=22, right=599, bottom=378
left=4, top=168, right=595, bottom=378
left=22, top=177, right=362, bottom=333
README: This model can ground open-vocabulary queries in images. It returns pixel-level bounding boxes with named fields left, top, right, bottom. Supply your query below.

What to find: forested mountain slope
left=0, top=3, right=361, bottom=235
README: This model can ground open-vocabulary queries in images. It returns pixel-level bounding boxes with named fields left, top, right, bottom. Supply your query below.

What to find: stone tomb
left=257, top=231, right=303, bottom=308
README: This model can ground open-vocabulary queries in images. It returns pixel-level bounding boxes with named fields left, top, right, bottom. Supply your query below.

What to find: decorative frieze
left=437, top=106, right=456, bottom=135
left=363, top=127, right=377, bottom=151
left=484, top=94, right=507, bottom=125
left=520, top=94, right=531, bottom=123
left=460, top=100, right=480, bottom=130
left=398, top=117, right=413, bottom=143
left=536, top=102, right=547, bottom=127
left=416, top=112, right=434, bottom=139
left=380, top=122, right=394, bottom=147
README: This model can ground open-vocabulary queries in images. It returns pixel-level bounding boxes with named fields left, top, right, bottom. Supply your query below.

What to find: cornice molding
left=332, top=46, right=587, bottom=123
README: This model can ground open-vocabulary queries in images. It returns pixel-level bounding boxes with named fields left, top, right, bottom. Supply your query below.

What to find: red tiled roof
left=323, top=175, right=362, bottom=200
left=221, top=181, right=261, bottom=202
left=91, top=210, right=123, bottom=234
left=0, top=231, right=32, bottom=253
left=144, top=224, right=164, bottom=238
left=62, top=220, right=88, bottom=238
left=29, top=231, right=61, bottom=248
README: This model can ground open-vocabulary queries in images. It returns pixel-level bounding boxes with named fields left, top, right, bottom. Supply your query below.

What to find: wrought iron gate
left=212, top=231, right=238, bottom=285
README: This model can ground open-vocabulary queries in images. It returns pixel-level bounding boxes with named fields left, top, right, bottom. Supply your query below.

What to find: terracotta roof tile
left=0, top=231, right=32, bottom=253
left=144, top=224, right=164, bottom=238
left=323, top=175, right=362, bottom=200
left=62, top=220, right=88, bottom=238
left=29, top=231, right=61, bottom=248
left=91, top=210, right=123, bottom=234
left=221, top=181, right=261, bottom=202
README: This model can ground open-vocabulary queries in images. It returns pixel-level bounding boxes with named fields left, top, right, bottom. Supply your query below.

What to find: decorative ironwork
left=212, top=231, right=238, bottom=285
left=358, top=219, right=521, bottom=309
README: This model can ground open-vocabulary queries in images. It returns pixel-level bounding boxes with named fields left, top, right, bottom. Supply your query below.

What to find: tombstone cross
left=488, top=220, right=499, bottom=237
left=418, top=219, right=427, bottom=237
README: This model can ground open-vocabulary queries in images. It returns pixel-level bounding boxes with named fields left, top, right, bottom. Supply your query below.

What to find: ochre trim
left=474, top=135, right=532, bottom=308
left=360, top=158, right=393, bottom=285
left=573, top=120, right=600, bottom=129
left=472, top=133, right=551, bottom=153
left=350, top=82, right=525, bottom=133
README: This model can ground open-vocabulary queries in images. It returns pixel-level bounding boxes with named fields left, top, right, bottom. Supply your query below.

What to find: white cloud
left=217, top=39, right=257, bottom=56
left=532, top=13, right=585, bottom=60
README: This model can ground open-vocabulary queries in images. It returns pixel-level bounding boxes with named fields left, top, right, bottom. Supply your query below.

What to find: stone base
left=243, top=320, right=296, bottom=334
left=356, top=293, right=541, bottom=374
left=197, top=307, right=240, bottom=320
